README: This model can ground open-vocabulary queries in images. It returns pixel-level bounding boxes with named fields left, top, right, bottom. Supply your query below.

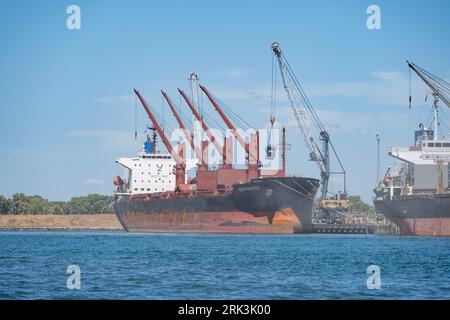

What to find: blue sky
left=0, top=0, right=449, bottom=202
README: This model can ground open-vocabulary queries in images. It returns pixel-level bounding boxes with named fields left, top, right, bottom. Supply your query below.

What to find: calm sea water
left=0, top=231, right=449, bottom=300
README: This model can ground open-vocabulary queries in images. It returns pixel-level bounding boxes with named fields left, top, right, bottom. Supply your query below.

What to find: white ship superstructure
left=116, top=152, right=176, bottom=195
left=383, top=125, right=450, bottom=198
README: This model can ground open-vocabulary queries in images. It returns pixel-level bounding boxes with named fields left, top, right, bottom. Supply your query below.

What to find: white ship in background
left=373, top=61, right=450, bottom=236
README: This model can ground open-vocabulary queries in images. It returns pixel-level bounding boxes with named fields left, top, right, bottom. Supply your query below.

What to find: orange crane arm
left=178, top=88, right=224, bottom=157
left=161, top=90, right=206, bottom=166
left=199, top=84, right=247, bottom=151
left=134, top=89, right=184, bottom=166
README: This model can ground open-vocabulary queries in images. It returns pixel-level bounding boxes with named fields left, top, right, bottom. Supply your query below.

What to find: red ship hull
left=114, top=177, right=319, bottom=234
left=374, top=193, right=450, bottom=236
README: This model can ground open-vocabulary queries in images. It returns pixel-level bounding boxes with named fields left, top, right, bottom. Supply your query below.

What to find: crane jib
left=271, top=41, right=347, bottom=200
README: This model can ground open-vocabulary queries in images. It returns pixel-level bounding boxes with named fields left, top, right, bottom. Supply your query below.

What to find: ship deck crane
left=271, top=42, right=347, bottom=209
left=199, top=84, right=260, bottom=179
left=408, top=61, right=450, bottom=140
left=200, top=85, right=248, bottom=150
left=134, top=89, right=186, bottom=185
left=178, top=88, right=225, bottom=159
left=161, top=90, right=207, bottom=167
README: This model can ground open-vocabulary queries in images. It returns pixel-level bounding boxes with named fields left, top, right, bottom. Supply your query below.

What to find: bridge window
left=444, top=143, right=450, bottom=147
left=428, top=143, right=435, bottom=147
left=436, top=143, right=442, bottom=147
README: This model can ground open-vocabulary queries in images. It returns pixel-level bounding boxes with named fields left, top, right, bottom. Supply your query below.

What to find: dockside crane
left=407, top=61, right=450, bottom=140
left=271, top=42, right=347, bottom=210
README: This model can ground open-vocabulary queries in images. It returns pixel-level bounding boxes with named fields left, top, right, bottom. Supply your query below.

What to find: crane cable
left=276, top=48, right=347, bottom=193
left=415, top=64, right=450, bottom=95
left=134, top=94, right=138, bottom=140
left=209, top=92, right=254, bottom=130
left=282, top=51, right=346, bottom=180
left=281, top=51, right=326, bottom=132
left=409, top=66, right=412, bottom=108
left=270, top=53, right=277, bottom=126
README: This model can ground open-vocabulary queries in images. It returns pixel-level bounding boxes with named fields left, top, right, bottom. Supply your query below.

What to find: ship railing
left=130, top=188, right=231, bottom=201
left=392, top=193, right=437, bottom=201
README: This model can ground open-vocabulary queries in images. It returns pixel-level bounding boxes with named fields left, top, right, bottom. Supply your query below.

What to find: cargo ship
left=373, top=61, right=450, bottom=236
left=112, top=74, right=319, bottom=234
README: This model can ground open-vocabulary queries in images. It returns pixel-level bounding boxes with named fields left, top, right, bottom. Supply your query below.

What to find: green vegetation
left=348, top=195, right=376, bottom=217
left=309, top=195, right=376, bottom=216
left=0, top=193, right=114, bottom=215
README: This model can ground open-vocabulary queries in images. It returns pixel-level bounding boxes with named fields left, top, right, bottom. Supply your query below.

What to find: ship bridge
left=116, top=151, right=177, bottom=195
left=389, top=139, right=450, bottom=165
left=385, top=125, right=450, bottom=193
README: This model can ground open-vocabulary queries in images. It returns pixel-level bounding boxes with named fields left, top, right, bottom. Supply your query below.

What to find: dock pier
left=311, top=223, right=399, bottom=235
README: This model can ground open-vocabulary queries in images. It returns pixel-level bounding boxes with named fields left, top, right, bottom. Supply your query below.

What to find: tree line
left=312, top=195, right=376, bottom=216
left=0, top=193, right=114, bottom=215
left=347, top=195, right=376, bottom=216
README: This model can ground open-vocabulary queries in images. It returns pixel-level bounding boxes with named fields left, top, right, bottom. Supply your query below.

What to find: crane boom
left=407, top=61, right=450, bottom=109
left=134, top=89, right=184, bottom=166
left=272, top=42, right=346, bottom=201
left=272, top=43, right=325, bottom=171
left=178, top=88, right=224, bottom=157
left=161, top=90, right=206, bottom=166
left=199, top=84, right=247, bottom=151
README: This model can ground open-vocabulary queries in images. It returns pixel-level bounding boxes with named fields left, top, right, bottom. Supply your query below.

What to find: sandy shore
left=0, top=214, right=123, bottom=231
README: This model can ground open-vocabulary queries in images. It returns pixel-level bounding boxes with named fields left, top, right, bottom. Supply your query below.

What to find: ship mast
left=188, top=72, right=202, bottom=148
left=189, top=72, right=200, bottom=111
